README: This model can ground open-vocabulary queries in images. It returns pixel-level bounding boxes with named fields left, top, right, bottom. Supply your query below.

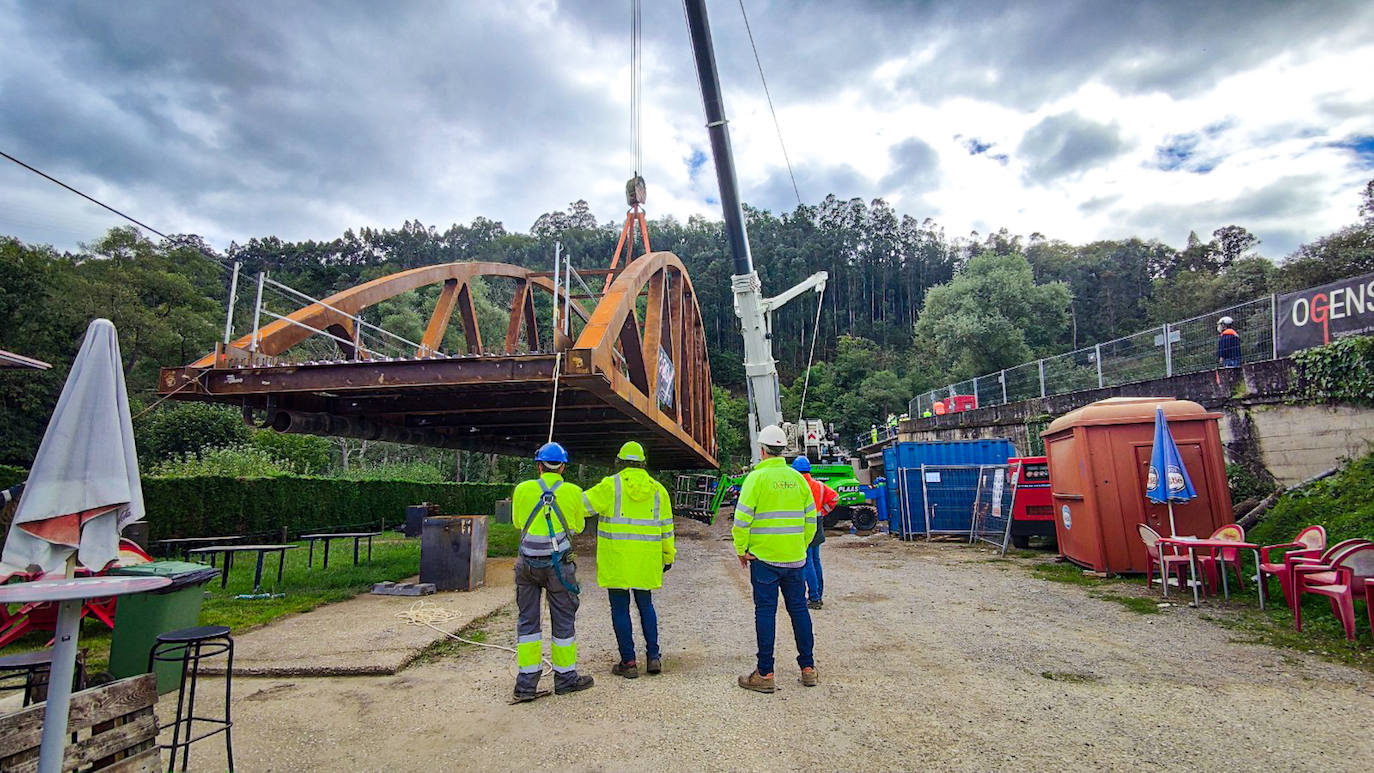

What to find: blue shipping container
left=887, top=440, right=1016, bottom=538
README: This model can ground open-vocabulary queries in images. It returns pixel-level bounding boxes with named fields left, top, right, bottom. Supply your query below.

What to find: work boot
left=807, top=599, right=823, bottom=610
left=612, top=660, right=639, bottom=679
left=737, top=670, right=775, bottom=693
left=646, top=658, right=662, bottom=675
left=510, top=686, right=550, bottom=704
left=554, top=673, right=595, bottom=695
left=800, top=666, right=818, bottom=687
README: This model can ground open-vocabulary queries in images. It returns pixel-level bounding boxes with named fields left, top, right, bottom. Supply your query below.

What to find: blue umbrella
left=1146, top=405, right=1196, bottom=536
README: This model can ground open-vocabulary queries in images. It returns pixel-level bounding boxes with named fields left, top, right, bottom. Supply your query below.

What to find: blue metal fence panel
left=921, top=465, right=984, bottom=534
left=886, top=440, right=1016, bottom=538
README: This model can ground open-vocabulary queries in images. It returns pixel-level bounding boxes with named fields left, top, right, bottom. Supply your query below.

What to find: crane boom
left=684, top=0, right=809, bottom=461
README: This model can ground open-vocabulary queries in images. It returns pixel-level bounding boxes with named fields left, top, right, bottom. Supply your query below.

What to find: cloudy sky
left=2, top=0, right=1372, bottom=259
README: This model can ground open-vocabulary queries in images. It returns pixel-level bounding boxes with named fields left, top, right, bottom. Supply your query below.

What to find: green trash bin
left=108, top=561, right=222, bottom=694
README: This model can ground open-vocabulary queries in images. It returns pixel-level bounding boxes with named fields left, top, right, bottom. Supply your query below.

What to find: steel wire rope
left=796, top=281, right=826, bottom=425
left=396, top=600, right=553, bottom=677
left=738, top=0, right=802, bottom=207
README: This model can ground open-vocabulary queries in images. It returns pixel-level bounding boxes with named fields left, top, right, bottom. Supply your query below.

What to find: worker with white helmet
left=732, top=424, right=818, bottom=693
left=1216, top=316, right=1241, bottom=368
left=583, top=441, right=675, bottom=678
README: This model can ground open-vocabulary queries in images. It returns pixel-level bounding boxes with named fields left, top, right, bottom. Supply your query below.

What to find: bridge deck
left=159, top=353, right=714, bottom=469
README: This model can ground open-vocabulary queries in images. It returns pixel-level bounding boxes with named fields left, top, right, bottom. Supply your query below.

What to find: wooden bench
left=0, top=673, right=160, bottom=772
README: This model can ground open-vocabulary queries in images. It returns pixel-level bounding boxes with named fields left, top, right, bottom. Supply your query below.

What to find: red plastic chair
left=1197, top=524, right=1246, bottom=592
left=1292, top=543, right=1374, bottom=640
left=1138, top=524, right=1194, bottom=596
left=1266, top=537, right=1366, bottom=613
left=1366, top=578, right=1374, bottom=639
left=1258, top=525, right=1327, bottom=606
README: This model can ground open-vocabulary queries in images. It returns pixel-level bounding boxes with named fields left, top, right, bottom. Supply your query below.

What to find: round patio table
left=0, top=576, right=170, bottom=773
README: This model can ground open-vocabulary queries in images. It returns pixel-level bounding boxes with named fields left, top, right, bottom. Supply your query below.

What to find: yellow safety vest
left=731, top=457, right=816, bottom=567
left=512, top=472, right=586, bottom=557
left=584, top=468, right=675, bottom=589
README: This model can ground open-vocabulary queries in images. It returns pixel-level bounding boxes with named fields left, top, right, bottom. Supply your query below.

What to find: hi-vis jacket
left=512, top=472, right=586, bottom=558
left=583, top=468, right=675, bottom=589
left=732, top=457, right=816, bottom=567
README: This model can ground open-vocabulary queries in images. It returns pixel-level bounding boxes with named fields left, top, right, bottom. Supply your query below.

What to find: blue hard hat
left=791, top=456, right=811, bottom=473
left=535, top=442, right=569, bottom=464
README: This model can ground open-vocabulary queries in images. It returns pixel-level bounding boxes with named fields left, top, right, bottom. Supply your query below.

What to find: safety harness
left=520, top=479, right=580, bottom=595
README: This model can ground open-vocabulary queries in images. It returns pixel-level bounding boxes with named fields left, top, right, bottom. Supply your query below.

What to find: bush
left=250, top=431, right=334, bottom=475
left=135, top=403, right=249, bottom=463
left=1227, top=463, right=1277, bottom=503
left=0, top=464, right=24, bottom=490
left=147, top=445, right=296, bottom=478
left=334, top=461, right=447, bottom=483
left=141, top=475, right=513, bottom=540
left=1293, top=336, right=1374, bottom=405
left=1249, top=451, right=1374, bottom=547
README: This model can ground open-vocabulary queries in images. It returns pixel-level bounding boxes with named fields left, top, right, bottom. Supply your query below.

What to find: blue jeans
left=803, top=544, right=823, bottom=602
left=608, top=588, right=659, bottom=663
left=750, top=560, right=814, bottom=675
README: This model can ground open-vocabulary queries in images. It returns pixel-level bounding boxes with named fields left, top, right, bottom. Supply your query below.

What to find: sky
left=1, top=0, right=1372, bottom=260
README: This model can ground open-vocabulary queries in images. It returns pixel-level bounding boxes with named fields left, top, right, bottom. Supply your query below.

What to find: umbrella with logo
left=1145, top=404, right=1197, bottom=536
left=1, top=319, right=145, bottom=579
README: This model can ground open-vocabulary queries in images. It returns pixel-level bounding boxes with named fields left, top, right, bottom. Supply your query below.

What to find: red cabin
left=1008, top=456, right=1055, bottom=548
left=947, top=395, right=978, bottom=413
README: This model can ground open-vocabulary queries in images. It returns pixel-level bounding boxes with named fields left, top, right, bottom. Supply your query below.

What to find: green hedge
left=142, top=476, right=513, bottom=540
left=0, top=465, right=24, bottom=490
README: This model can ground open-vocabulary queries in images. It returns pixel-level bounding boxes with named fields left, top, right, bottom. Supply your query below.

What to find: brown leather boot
left=737, top=670, right=776, bottom=693
left=800, top=666, right=818, bottom=687
left=612, top=660, right=639, bottom=679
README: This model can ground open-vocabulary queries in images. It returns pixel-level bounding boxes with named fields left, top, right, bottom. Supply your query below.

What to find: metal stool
left=0, top=648, right=86, bottom=706
left=148, top=625, right=234, bottom=772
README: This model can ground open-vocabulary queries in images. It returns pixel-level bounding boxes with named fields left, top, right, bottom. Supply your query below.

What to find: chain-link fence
left=907, top=295, right=1278, bottom=417
left=969, top=464, right=1017, bottom=554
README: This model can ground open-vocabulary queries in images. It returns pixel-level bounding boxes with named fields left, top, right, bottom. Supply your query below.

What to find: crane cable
left=796, top=282, right=826, bottom=425
left=631, top=0, right=642, bottom=178
left=738, top=0, right=802, bottom=207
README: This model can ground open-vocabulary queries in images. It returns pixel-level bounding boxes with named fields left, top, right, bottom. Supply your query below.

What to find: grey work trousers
left=515, top=555, right=581, bottom=692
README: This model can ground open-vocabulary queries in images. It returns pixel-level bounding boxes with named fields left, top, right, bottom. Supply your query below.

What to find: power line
left=1, top=150, right=178, bottom=244
left=737, top=0, right=802, bottom=207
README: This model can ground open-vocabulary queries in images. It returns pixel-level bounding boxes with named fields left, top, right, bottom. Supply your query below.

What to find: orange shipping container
left=1041, top=397, right=1234, bottom=574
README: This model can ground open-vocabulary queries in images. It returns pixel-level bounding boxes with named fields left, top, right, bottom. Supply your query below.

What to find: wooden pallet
left=0, top=673, right=160, bottom=772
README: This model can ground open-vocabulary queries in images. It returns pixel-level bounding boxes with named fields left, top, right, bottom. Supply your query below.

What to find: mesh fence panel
left=969, top=464, right=1017, bottom=553
left=1170, top=296, right=1273, bottom=375
left=1041, top=349, right=1098, bottom=395
left=1003, top=362, right=1043, bottom=402
left=976, top=373, right=1004, bottom=407
left=1098, top=328, right=1166, bottom=387
left=920, top=464, right=984, bottom=535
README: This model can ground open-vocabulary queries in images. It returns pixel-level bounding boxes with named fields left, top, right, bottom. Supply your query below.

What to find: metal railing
left=969, top=464, right=1018, bottom=555
left=908, top=295, right=1277, bottom=417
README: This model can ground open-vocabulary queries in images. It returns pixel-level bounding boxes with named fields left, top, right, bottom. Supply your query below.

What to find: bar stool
left=0, top=648, right=86, bottom=706
left=148, top=625, right=234, bottom=772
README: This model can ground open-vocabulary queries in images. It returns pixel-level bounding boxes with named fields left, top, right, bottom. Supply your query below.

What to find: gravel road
left=173, top=517, right=1374, bottom=771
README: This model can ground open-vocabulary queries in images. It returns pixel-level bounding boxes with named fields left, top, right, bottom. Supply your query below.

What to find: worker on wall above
left=1216, top=316, right=1241, bottom=368
left=792, top=456, right=838, bottom=610
left=733, top=424, right=818, bottom=693
left=510, top=442, right=594, bottom=702
left=583, top=441, right=675, bottom=679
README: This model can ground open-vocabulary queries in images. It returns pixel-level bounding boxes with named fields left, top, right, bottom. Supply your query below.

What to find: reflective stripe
left=735, top=504, right=755, bottom=517
left=597, top=530, right=662, bottom=542
left=614, top=474, right=623, bottom=518
left=732, top=517, right=751, bottom=529
left=552, top=636, right=574, bottom=648
left=517, top=633, right=541, bottom=644
left=654, top=489, right=660, bottom=519
left=583, top=493, right=595, bottom=517
left=751, top=509, right=808, bottom=520
left=768, top=559, right=806, bottom=569
left=804, top=503, right=816, bottom=514
left=519, top=664, right=542, bottom=674
left=601, top=515, right=662, bottom=527
left=805, top=516, right=817, bottom=524
left=551, top=663, right=577, bottom=673
left=752, top=526, right=805, bottom=535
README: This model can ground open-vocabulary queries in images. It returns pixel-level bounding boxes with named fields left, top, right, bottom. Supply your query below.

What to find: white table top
left=0, top=576, right=171, bottom=603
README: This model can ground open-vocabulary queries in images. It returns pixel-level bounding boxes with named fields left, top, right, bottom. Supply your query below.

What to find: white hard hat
left=758, top=424, right=787, bottom=448
left=1218, top=316, right=1234, bottom=326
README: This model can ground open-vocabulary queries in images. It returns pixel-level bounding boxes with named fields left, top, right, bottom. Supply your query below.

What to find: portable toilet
left=1041, top=397, right=1233, bottom=574
left=887, top=439, right=1017, bottom=538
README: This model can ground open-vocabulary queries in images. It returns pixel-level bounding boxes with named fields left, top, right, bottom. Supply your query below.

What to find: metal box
left=405, top=502, right=439, bottom=538
left=420, top=516, right=488, bottom=591
left=493, top=498, right=513, bottom=526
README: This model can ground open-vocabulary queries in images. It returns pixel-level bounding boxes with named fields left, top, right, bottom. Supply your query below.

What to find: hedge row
left=0, top=465, right=24, bottom=490
left=141, top=476, right=514, bottom=541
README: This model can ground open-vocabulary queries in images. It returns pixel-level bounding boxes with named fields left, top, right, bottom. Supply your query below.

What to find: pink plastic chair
left=1138, top=523, right=1193, bottom=596
left=1366, top=578, right=1374, bottom=638
left=1292, top=543, right=1374, bottom=640
left=1197, top=524, right=1246, bottom=592
left=1268, top=537, right=1366, bottom=614
left=1258, top=525, right=1326, bottom=606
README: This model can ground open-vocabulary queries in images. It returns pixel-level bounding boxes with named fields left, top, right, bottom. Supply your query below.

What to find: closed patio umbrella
left=0, top=319, right=144, bottom=578
left=1144, top=404, right=1197, bottom=537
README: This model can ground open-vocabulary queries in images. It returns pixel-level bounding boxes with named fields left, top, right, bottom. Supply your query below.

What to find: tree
left=135, top=403, right=250, bottom=464
left=912, top=252, right=1071, bottom=381
left=1360, top=179, right=1374, bottom=226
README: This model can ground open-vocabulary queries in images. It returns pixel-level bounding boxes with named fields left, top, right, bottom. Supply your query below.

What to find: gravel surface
left=166, top=518, right=1374, bottom=771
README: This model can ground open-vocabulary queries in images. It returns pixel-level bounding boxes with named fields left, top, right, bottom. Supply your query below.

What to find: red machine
left=1008, top=456, right=1054, bottom=548
left=931, top=395, right=978, bottom=415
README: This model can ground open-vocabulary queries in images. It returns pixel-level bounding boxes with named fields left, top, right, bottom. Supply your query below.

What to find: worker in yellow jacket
left=583, top=441, right=675, bottom=678
left=732, top=424, right=817, bottom=693
left=510, top=442, right=594, bottom=702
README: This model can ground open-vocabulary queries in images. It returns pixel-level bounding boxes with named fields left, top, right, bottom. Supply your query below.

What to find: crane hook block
left=626, top=176, right=647, bottom=207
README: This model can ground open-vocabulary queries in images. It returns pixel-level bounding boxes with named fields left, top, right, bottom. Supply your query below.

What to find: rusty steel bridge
left=158, top=253, right=717, bottom=469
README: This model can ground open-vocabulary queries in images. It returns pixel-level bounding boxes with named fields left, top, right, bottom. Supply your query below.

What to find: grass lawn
left=1, top=523, right=519, bottom=673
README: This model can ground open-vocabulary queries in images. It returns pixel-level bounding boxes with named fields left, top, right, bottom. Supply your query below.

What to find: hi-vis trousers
left=514, top=555, right=581, bottom=691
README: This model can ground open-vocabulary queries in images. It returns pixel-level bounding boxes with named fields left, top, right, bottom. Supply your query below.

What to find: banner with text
left=1276, top=271, right=1374, bottom=356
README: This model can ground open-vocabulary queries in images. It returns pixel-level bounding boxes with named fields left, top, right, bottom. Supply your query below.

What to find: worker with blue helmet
left=510, top=441, right=593, bottom=702
left=793, top=455, right=837, bottom=611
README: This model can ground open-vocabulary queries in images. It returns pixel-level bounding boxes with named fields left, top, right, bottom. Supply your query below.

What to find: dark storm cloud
left=1018, top=113, right=1124, bottom=184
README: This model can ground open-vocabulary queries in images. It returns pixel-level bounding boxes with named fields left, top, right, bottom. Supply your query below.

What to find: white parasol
left=0, top=319, right=144, bottom=578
